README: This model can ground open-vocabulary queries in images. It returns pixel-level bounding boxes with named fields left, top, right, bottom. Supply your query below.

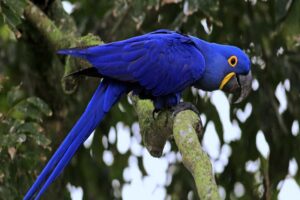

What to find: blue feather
left=24, top=80, right=127, bottom=200
left=58, top=31, right=205, bottom=96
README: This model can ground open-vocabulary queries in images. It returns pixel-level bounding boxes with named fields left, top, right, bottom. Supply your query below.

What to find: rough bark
left=132, top=95, right=220, bottom=200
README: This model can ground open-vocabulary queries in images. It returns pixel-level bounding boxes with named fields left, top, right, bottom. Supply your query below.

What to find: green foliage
left=0, top=77, right=52, bottom=200
left=0, top=0, right=26, bottom=35
left=278, top=0, right=300, bottom=49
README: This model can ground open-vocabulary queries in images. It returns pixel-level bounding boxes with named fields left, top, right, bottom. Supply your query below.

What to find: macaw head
left=192, top=37, right=252, bottom=103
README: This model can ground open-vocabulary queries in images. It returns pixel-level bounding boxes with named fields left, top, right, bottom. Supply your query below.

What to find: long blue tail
left=24, top=79, right=127, bottom=200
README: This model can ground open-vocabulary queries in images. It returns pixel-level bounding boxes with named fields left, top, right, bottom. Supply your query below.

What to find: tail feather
left=24, top=80, right=127, bottom=200
left=34, top=120, right=92, bottom=200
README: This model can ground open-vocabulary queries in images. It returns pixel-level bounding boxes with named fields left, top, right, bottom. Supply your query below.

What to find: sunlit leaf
left=29, top=131, right=51, bottom=147
left=27, top=97, right=53, bottom=117
left=9, top=100, right=43, bottom=121
left=7, top=84, right=25, bottom=106
left=8, top=97, right=52, bottom=121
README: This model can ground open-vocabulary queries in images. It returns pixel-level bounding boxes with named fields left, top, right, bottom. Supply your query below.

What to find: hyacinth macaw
left=24, top=29, right=252, bottom=199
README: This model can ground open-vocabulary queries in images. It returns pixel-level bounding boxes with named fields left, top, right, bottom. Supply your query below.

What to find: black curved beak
left=222, top=71, right=252, bottom=103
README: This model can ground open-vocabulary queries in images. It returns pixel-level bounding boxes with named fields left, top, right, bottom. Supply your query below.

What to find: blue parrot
left=24, top=29, right=252, bottom=199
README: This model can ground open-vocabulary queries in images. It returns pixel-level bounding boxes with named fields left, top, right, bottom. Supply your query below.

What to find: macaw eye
left=228, top=55, right=238, bottom=67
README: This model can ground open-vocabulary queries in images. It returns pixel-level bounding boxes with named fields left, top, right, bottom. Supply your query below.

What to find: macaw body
left=24, top=29, right=252, bottom=199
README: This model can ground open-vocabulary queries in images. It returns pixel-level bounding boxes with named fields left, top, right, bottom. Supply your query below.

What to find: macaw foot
left=171, top=102, right=199, bottom=117
left=152, top=108, right=161, bottom=119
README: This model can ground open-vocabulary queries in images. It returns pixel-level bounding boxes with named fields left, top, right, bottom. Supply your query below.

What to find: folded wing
left=58, top=30, right=206, bottom=96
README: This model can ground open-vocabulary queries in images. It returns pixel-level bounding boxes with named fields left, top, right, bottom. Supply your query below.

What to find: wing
left=58, top=30, right=205, bottom=96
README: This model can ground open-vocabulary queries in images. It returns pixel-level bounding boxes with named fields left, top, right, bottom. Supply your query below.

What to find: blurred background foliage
left=0, top=0, right=299, bottom=199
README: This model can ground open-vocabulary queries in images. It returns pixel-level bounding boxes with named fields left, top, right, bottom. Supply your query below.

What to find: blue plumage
left=58, top=30, right=205, bottom=96
left=24, top=80, right=127, bottom=200
left=25, top=29, right=252, bottom=199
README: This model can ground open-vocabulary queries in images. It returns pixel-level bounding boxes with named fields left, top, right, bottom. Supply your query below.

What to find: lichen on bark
left=131, top=95, right=220, bottom=199
left=173, top=111, right=220, bottom=200
left=131, top=95, right=172, bottom=157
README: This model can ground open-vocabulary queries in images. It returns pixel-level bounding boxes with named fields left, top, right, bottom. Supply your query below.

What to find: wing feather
left=60, top=30, right=205, bottom=96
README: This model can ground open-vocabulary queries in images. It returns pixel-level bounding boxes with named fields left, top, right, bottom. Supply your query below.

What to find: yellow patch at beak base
left=219, top=72, right=236, bottom=90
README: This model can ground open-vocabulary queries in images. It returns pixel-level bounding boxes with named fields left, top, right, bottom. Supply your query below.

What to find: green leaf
left=16, top=122, right=42, bottom=135
left=5, top=0, right=27, bottom=15
left=9, top=100, right=43, bottom=121
left=15, top=122, right=51, bottom=148
left=26, top=97, right=53, bottom=117
left=8, top=97, right=52, bottom=121
left=0, top=131, right=26, bottom=147
left=0, top=0, right=26, bottom=32
left=0, top=114, right=50, bottom=148
left=7, top=85, right=25, bottom=106
left=1, top=3, right=21, bottom=28
left=0, top=24, right=14, bottom=41
left=29, top=131, right=51, bottom=147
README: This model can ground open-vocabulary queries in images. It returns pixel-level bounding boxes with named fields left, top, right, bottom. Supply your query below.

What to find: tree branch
left=24, top=0, right=70, bottom=49
left=24, top=0, right=102, bottom=93
left=132, top=95, right=220, bottom=199
left=131, top=95, right=172, bottom=157
left=173, top=111, right=220, bottom=200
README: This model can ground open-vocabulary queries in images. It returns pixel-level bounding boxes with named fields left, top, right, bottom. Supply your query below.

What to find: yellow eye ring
left=228, top=55, right=238, bottom=67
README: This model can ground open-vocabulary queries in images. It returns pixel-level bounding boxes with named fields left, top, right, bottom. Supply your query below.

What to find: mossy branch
left=24, top=0, right=70, bottom=49
left=131, top=95, right=173, bottom=157
left=22, top=2, right=220, bottom=199
left=132, top=95, right=220, bottom=199
left=173, top=111, right=220, bottom=200
left=24, top=0, right=102, bottom=93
